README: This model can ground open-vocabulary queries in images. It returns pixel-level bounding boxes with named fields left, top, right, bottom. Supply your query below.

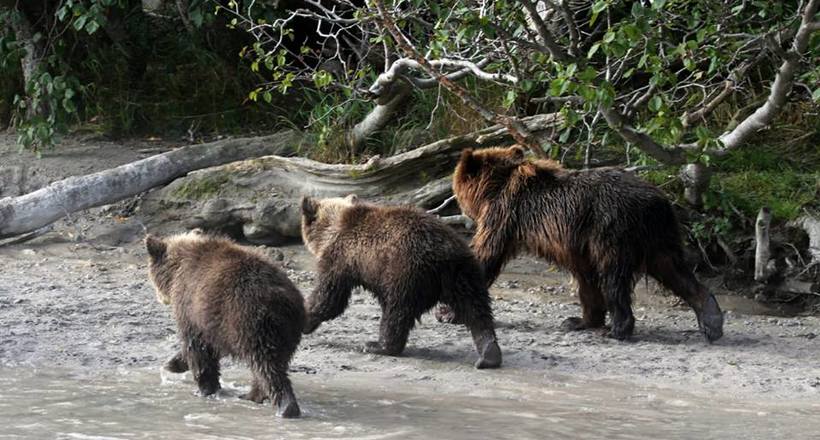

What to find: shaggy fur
left=300, top=195, right=502, bottom=369
left=449, top=145, right=723, bottom=342
left=146, top=231, right=305, bottom=418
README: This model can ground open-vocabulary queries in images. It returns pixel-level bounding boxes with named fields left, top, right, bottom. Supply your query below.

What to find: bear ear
left=301, top=196, right=319, bottom=224
left=345, top=194, right=359, bottom=204
left=145, top=235, right=167, bottom=261
left=509, top=144, right=526, bottom=163
left=459, top=148, right=480, bottom=175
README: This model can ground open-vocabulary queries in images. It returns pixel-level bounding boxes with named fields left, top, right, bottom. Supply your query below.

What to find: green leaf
left=812, top=88, right=820, bottom=102
left=559, top=127, right=571, bottom=143
left=263, top=91, right=272, bottom=104
left=503, top=89, right=517, bottom=109
left=73, top=16, right=87, bottom=31
left=592, top=0, right=608, bottom=14
left=649, top=95, right=662, bottom=112
left=62, top=97, right=76, bottom=113
left=587, top=43, right=601, bottom=59
left=549, top=78, right=565, bottom=96
left=85, top=20, right=100, bottom=34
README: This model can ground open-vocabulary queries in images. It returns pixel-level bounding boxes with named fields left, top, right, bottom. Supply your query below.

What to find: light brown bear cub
left=300, top=195, right=502, bottom=369
left=146, top=231, right=305, bottom=418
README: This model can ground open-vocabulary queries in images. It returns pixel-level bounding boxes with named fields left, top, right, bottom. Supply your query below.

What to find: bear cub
left=146, top=231, right=305, bottom=418
left=447, top=145, right=723, bottom=342
left=300, top=195, right=502, bottom=369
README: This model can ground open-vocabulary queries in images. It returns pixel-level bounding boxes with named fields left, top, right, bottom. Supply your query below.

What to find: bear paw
left=699, top=295, right=724, bottom=343
left=303, top=317, right=321, bottom=335
left=363, top=341, right=402, bottom=356
left=434, top=304, right=461, bottom=324
left=275, top=394, right=301, bottom=418
left=560, top=317, right=587, bottom=331
left=240, top=389, right=268, bottom=404
left=164, top=354, right=189, bottom=373
left=474, top=340, right=502, bottom=369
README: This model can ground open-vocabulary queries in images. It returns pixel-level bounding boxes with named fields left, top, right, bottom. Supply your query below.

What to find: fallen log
left=141, top=113, right=562, bottom=244
left=0, top=130, right=304, bottom=239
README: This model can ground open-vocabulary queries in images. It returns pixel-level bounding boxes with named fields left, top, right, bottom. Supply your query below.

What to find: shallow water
left=1, top=367, right=818, bottom=440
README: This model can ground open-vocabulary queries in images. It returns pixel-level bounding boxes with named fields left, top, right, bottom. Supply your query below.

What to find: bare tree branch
left=717, top=0, right=820, bottom=153
left=598, top=105, right=690, bottom=165
left=518, top=0, right=571, bottom=61
left=373, top=0, right=547, bottom=156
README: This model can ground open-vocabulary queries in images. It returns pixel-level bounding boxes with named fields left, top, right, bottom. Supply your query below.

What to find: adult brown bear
left=300, top=195, right=502, bottom=369
left=146, top=231, right=305, bottom=417
left=446, top=145, right=723, bottom=342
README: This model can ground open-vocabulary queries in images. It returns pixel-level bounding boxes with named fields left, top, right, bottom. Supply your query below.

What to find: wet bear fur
left=146, top=231, right=305, bottom=418
left=300, top=195, right=502, bottom=369
left=448, top=145, right=723, bottom=342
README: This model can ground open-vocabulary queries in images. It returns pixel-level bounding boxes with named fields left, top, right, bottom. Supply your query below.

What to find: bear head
left=453, top=145, right=527, bottom=219
left=300, top=194, right=359, bottom=256
left=145, top=231, right=207, bottom=305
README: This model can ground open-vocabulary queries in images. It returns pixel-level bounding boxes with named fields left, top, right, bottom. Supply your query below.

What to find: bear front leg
left=164, top=351, right=189, bottom=373
left=188, top=338, right=221, bottom=396
left=304, top=269, right=353, bottom=334
left=471, top=221, right=513, bottom=288
left=560, top=274, right=606, bottom=332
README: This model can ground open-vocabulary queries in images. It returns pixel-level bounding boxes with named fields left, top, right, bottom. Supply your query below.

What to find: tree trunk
left=348, top=82, right=412, bottom=155
left=142, top=113, right=563, bottom=244
left=4, top=4, right=43, bottom=120
left=0, top=131, right=303, bottom=239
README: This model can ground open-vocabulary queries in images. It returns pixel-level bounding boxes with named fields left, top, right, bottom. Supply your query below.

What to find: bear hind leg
left=188, top=338, right=221, bottom=396
left=365, top=306, right=413, bottom=356
left=561, top=274, right=606, bottom=332
left=649, top=255, right=724, bottom=342
left=600, top=267, right=636, bottom=341
left=253, top=359, right=300, bottom=418
left=441, top=271, right=502, bottom=369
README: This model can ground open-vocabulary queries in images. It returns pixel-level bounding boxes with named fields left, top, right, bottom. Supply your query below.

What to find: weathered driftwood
left=142, top=113, right=562, bottom=244
left=754, top=207, right=775, bottom=282
left=791, top=213, right=820, bottom=265
left=0, top=130, right=303, bottom=239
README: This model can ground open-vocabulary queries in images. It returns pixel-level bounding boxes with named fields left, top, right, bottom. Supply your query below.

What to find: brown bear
left=300, top=195, right=502, bottom=369
left=445, top=145, right=724, bottom=342
left=146, top=231, right=305, bottom=418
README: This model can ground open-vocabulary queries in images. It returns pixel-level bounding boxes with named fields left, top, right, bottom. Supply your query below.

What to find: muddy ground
left=1, top=134, right=820, bottom=438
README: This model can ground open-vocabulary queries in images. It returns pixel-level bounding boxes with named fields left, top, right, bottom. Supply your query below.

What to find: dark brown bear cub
left=146, top=231, right=305, bottom=418
left=449, top=145, right=723, bottom=342
left=300, top=195, right=502, bottom=369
